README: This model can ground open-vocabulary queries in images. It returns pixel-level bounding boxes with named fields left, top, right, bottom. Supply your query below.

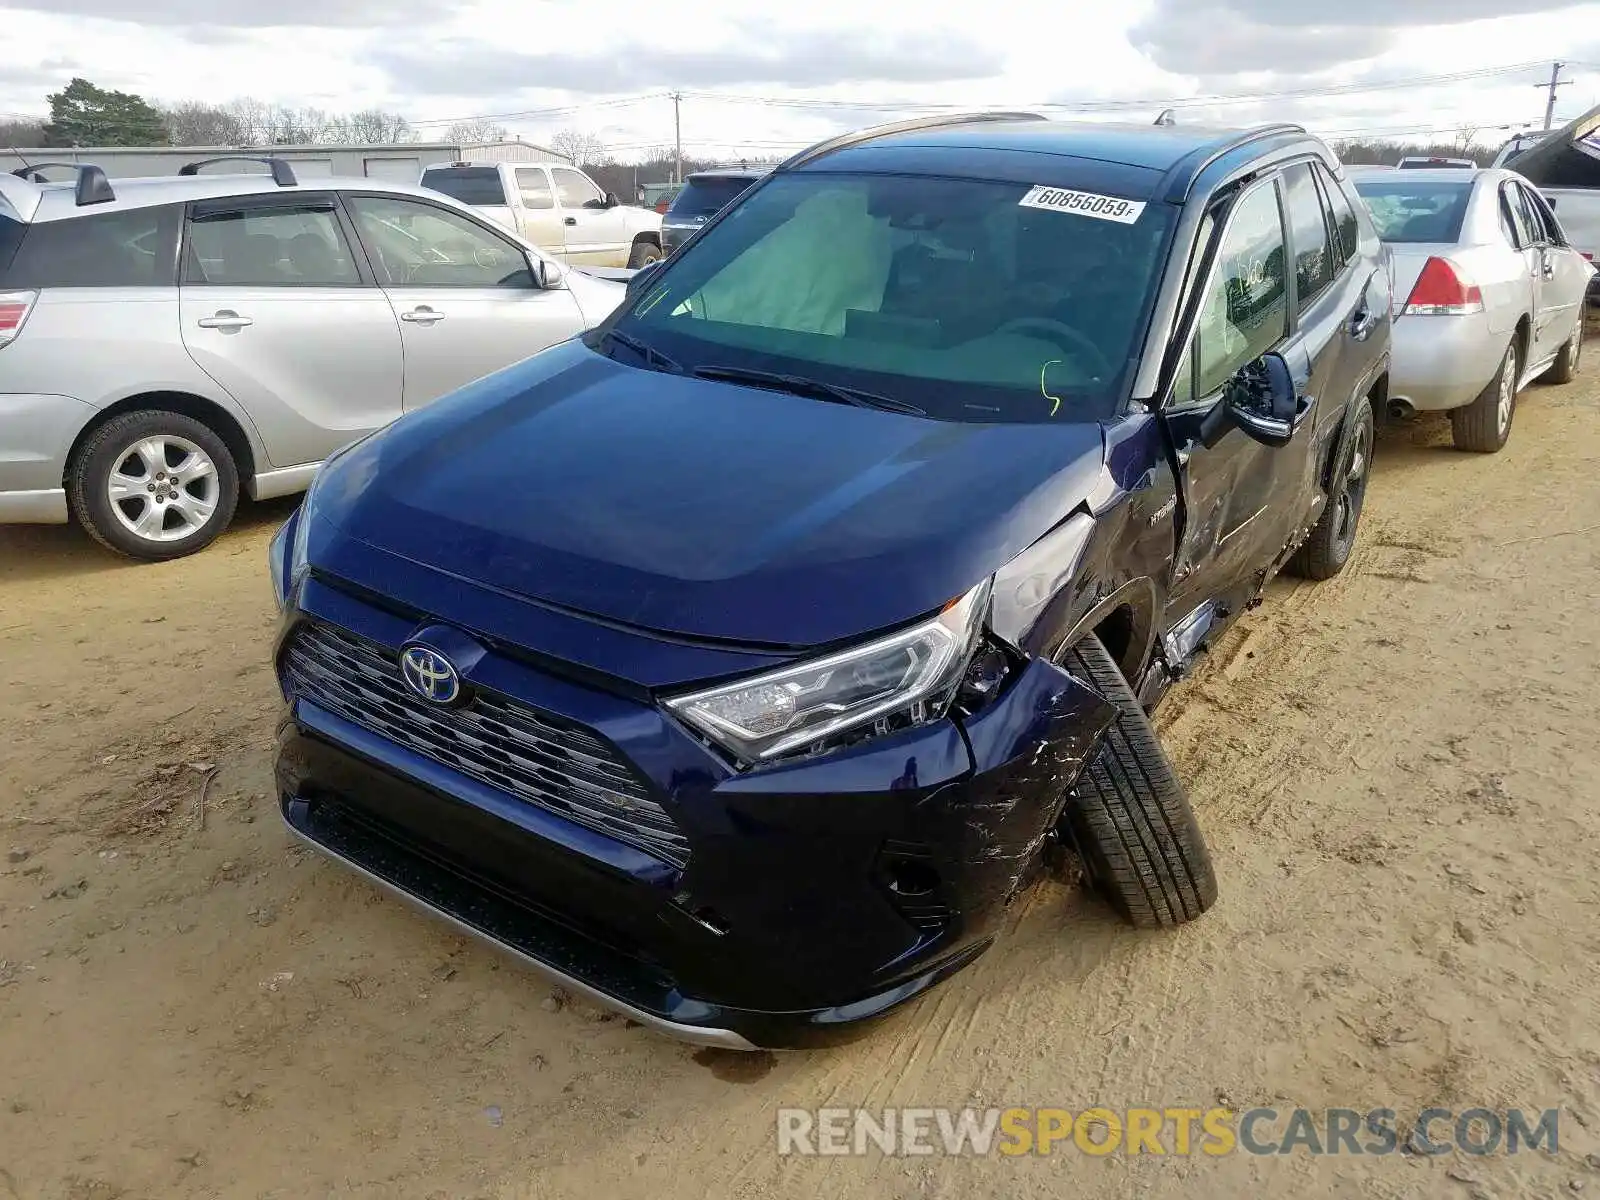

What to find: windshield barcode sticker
left=1019, top=186, right=1146, bottom=224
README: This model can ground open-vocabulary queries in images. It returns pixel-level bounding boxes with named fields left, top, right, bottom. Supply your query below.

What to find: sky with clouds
left=3, top=0, right=1600, bottom=160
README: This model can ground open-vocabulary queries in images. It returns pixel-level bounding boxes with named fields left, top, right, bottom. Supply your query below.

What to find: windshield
left=604, top=171, right=1173, bottom=423
left=1353, top=180, right=1473, bottom=243
left=420, top=167, right=507, bottom=207
left=669, top=176, right=758, bottom=218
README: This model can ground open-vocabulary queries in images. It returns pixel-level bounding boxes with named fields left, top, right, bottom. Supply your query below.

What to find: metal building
left=0, top=139, right=566, bottom=183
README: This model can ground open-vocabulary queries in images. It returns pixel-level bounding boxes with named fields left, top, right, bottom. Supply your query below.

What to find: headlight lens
left=666, top=581, right=991, bottom=764
left=268, top=505, right=310, bottom=609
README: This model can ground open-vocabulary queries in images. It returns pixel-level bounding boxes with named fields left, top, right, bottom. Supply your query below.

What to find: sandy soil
left=3, top=327, right=1599, bottom=1200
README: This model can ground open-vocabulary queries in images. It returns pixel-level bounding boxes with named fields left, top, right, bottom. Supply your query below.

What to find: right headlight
left=665, top=580, right=991, bottom=765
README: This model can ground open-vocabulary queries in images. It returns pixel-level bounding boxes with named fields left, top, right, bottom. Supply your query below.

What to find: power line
left=680, top=60, right=1562, bottom=116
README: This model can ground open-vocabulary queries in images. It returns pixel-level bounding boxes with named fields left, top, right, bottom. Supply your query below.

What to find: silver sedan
left=1353, top=167, right=1594, bottom=452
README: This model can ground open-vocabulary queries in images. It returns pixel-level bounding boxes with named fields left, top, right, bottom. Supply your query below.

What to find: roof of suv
left=686, top=168, right=768, bottom=181
left=7, top=170, right=471, bottom=224
left=785, top=114, right=1316, bottom=204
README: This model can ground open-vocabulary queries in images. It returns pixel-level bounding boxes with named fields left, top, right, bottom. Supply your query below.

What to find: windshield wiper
left=691, top=365, right=926, bottom=416
left=600, top=328, right=683, bottom=374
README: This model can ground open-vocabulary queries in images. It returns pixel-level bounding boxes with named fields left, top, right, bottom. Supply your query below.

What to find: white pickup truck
left=1494, top=119, right=1600, bottom=294
left=421, top=161, right=664, bottom=270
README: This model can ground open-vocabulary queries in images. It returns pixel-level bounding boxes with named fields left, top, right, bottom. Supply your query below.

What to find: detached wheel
left=1452, top=339, right=1518, bottom=453
left=1286, top=396, right=1374, bottom=581
left=1544, top=320, right=1583, bottom=385
left=1057, top=633, right=1217, bottom=928
left=69, top=410, right=238, bottom=561
left=627, top=239, right=662, bottom=268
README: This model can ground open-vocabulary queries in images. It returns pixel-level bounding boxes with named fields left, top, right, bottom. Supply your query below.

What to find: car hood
left=313, top=341, right=1109, bottom=648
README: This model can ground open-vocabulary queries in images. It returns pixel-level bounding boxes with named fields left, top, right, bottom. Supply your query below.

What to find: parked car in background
left=0, top=157, right=624, bottom=559
left=660, top=168, right=768, bottom=255
left=1397, top=155, right=1476, bottom=170
left=271, top=115, right=1389, bottom=1048
left=421, top=161, right=663, bottom=268
left=1353, top=167, right=1593, bottom=452
left=642, top=181, right=683, bottom=214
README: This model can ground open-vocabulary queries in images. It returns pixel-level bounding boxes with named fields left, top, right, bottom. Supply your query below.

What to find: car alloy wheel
left=1496, top=347, right=1516, bottom=437
left=1334, top=415, right=1371, bottom=551
left=106, top=434, right=221, bottom=544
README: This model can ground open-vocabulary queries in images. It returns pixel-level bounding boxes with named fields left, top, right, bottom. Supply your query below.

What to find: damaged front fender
left=937, top=656, right=1116, bottom=908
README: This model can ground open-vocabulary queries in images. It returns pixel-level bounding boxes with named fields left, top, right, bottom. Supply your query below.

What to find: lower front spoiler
left=281, top=792, right=991, bottom=1051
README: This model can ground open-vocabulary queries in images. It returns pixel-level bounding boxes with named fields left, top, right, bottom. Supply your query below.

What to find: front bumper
left=274, top=576, right=1113, bottom=1049
left=1388, top=311, right=1508, bottom=412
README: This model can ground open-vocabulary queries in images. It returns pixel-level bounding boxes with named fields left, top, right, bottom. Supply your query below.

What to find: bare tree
left=161, top=101, right=249, bottom=146
left=338, top=109, right=413, bottom=144
left=0, top=118, right=47, bottom=146
left=549, top=127, right=607, bottom=166
left=444, top=118, right=509, bottom=145
left=1452, top=124, right=1481, bottom=155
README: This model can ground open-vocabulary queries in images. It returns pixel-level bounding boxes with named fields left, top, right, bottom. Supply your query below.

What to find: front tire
left=1451, top=339, right=1518, bottom=453
left=1286, top=397, right=1374, bottom=581
left=1057, top=633, right=1217, bottom=928
left=1544, top=320, right=1583, bottom=385
left=68, top=410, right=239, bottom=561
left=627, top=239, right=662, bottom=269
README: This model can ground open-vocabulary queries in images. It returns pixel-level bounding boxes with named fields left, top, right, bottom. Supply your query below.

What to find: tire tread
left=1060, top=634, right=1217, bottom=928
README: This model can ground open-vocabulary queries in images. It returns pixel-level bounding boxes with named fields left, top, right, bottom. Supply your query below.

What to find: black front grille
left=283, top=621, right=690, bottom=868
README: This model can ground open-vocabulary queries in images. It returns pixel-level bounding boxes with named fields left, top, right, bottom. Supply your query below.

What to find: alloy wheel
left=1334, top=418, right=1372, bottom=549
left=1496, top=348, right=1516, bottom=437
left=106, top=435, right=220, bottom=544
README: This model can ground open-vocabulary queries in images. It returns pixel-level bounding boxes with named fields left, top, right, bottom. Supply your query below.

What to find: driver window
left=345, top=194, right=534, bottom=288
left=1188, top=182, right=1289, bottom=399
left=552, top=168, right=605, bottom=209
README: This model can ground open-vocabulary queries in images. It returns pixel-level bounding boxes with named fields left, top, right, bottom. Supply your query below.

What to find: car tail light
left=0, top=291, right=36, bottom=347
left=1402, top=257, right=1484, bottom=316
left=654, top=198, right=670, bottom=214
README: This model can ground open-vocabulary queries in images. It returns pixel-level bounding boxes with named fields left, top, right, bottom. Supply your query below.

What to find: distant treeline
left=1333, top=139, right=1497, bottom=167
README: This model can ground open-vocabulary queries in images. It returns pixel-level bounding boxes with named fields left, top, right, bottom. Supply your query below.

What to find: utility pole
left=1537, top=61, right=1570, bottom=131
left=671, top=91, right=683, bottom=183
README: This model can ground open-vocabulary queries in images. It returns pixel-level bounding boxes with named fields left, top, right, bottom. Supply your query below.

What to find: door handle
left=564, top=216, right=577, bottom=227
left=1541, top=257, right=1555, bottom=280
left=1348, top=306, right=1377, bottom=342
left=399, top=307, right=445, bottom=324
left=197, top=311, right=252, bottom=330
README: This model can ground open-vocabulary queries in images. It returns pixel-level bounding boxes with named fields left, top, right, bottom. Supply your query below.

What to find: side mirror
left=625, top=259, right=663, bottom=298
left=1198, top=352, right=1307, bottom=449
left=526, top=254, right=558, bottom=289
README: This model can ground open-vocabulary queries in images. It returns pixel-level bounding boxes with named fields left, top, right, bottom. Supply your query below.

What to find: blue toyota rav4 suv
left=271, top=114, right=1391, bottom=1050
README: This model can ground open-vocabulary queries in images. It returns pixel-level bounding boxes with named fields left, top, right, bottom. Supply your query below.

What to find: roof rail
left=777, top=111, right=1047, bottom=171
left=1161, top=123, right=1309, bottom=203
left=178, top=155, right=298, bottom=186
left=8, top=162, right=116, bottom=207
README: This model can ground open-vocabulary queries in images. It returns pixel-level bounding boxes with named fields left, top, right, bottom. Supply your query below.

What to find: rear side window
left=669, top=176, right=757, bottom=218
left=1520, top=185, right=1562, bottom=245
left=419, top=167, right=507, bottom=207
left=1315, top=165, right=1359, bottom=266
left=1281, top=163, right=1333, bottom=311
left=1353, top=180, right=1472, bottom=244
left=514, top=168, right=553, bottom=210
left=4, top=204, right=180, bottom=287
left=185, top=202, right=360, bottom=287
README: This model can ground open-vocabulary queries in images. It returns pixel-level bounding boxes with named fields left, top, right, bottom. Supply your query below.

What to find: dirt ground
left=3, top=328, right=1599, bottom=1200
